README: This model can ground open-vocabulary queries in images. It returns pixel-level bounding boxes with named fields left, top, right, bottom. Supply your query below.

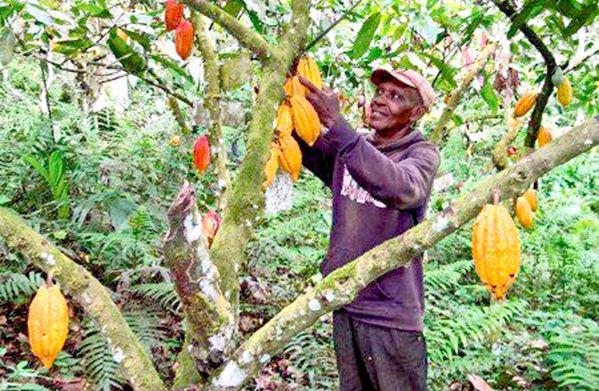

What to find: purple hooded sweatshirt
left=296, top=118, right=440, bottom=331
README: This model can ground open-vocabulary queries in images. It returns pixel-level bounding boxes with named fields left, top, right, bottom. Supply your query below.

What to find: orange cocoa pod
left=523, top=189, right=538, bottom=212
left=276, top=103, right=294, bottom=137
left=515, top=197, right=533, bottom=229
left=557, top=77, right=572, bottom=108
left=297, top=55, right=323, bottom=90
left=28, top=283, right=69, bottom=369
left=537, top=126, right=553, bottom=147
left=514, top=92, right=538, bottom=117
left=165, top=0, right=184, bottom=31
left=175, top=20, right=194, bottom=60
left=202, top=210, right=222, bottom=247
left=289, top=94, right=321, bottom=146
left=277, top=135, right=302, bottom=181
left=263, top=143, right=280, bottom=188
left=284, top=76, right=306, bottom=98
left=193, top=135, right=210, bottom=174
left=472, top=204, right=521, bottom=301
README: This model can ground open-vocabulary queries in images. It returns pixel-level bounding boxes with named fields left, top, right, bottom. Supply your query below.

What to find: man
left=296, top=69, right=440, bottom=391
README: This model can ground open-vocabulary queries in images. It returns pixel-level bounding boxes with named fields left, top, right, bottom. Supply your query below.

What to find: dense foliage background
left=1, top=0, right=598, bottom=390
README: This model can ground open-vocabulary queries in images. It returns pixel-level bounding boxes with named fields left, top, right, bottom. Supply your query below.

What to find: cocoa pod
left=28, top=283, right=69, bottom=369
left=169, top=135, right=181, bottom=147
left=193, top=135, right=210, bottom=174
left=284, top=76, right=306, bottom=98
left=523, top=189, right=538, bottom=212
left=289, top=94, right=321, bottom=146
left=263, top=143, right=280, bottom=188
left=515, top=197, right=533, bottom=229
left=202, top=210, right=222, bottom=247
left=165, top=0, right=184, bottom=31
left=277, top=135, right=302, bottom=181
left=276, top=103, right=294, bottom=137
left=557, top=77, right=572, bottom=108
left=297, top=55, right=323, bottom=90
left=514, top=92, right=538, bottom=117
left=537, top=126, right=553, bottom=147
left=175, top=20, right=194, bottom=60
left=472, top=203, right=521, bottom=301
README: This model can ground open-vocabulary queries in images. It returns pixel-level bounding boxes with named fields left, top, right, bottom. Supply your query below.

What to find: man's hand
left=298, top=76, right=342, bottom=129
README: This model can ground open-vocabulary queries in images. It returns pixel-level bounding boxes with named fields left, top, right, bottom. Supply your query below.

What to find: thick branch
left=208, top=0, right=312, bottom=329
left=0, top=210, right=167, bottom=391
left=193, top=13, right=232, bottom=206
left=205, top=116, right=599, bottom=390
left=490, top=0, right=557, bottom=147
left=431, top=42, right=497, bottom=143
left=180, top=0, right=276, bottom=62
left=163, top=182, right=234, bottom=380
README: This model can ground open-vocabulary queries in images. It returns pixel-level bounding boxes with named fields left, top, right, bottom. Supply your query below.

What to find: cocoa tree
left=1, top=0, right=598, bottom=390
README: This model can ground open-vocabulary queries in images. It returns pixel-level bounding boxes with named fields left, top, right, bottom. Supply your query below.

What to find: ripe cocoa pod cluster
left=264, top=55, right=323, bottom=188
left=472, top=201, right=521, bottom=301
left=27, top=282, right=69, bottom=368
left=515, top=188, right=538, bottom=229
left=164, top=0, right=194, bottom=60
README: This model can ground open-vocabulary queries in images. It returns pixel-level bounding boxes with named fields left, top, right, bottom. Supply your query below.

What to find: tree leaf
left=351, top=12, right=381, bottom=59
left=507, top=0, right=547, bottom=39
left=107, top=29, right=146, bottom=75
left=481, top=78, right=499, bottom=111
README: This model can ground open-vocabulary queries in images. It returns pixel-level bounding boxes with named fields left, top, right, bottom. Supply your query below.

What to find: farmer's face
left=369, top=79, right=424, bottom=135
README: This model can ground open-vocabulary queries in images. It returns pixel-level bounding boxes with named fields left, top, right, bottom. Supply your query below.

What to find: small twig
left=304, top=0, right=365, bottom=53
left=138, top=74, right=193, bottom=107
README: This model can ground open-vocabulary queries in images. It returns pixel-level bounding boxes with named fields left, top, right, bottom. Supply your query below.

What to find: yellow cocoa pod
left=515, top=197, right=533, bottom=229
left=27, top=283, right=69, bottom=368
left=289, top=95, right=321, bottom=146
left=284, top=76, right=306, bottom=98
left=557, top=77, right=572, bottom=108
left=514, top=92, right=538, bottom=118
left=472, top=204, right=521, bottom=301
left=537, top=126, right=553, bottom=147
left=523, top=189, right=538, bottom=212
left=169, top=135, right=181, bottom=147
left=276, top=103, right=294, bottom=137
left=263, top=143, right=280, bottom=188
left=277, top=135, right=302, bottom=181
left=297, top=55, right=323, bottom=90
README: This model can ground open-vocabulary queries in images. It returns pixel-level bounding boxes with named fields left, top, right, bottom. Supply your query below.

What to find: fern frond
left=0, top=271, right=44, bottom=303
left=424, top=259, right=472, bottom=293
left=123, top=308, right=164, bottom=356
left=129, top=283, right=182, bottom=314
left=78, top=324, right=124, bottom=391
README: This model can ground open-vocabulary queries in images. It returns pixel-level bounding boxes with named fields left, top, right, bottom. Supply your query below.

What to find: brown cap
left=371, top=68, right=436, bottom=110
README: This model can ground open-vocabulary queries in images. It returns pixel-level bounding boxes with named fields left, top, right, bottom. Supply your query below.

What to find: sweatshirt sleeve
left=293, top=130, right=336, bottom=188
left=321, top=118, right=440, bottom=210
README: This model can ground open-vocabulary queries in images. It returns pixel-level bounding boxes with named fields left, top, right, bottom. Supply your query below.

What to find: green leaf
left=420, top=53, right=457, bottom=88
left=563, top=5, right=597, bottom=36
left=151, top=54, right=193, bottom=82
left=223, top=0, right=245, bottom=17
left=481, top=78, right=499, bottom=111
left=107, top=29, right=146, bottom=75
left=0, top=194, right=10, bottom=205
left=508, top=0, right=547, bottom=39
left=48, top=150, right=65, bottom=189
left=351, top=12, right=381, bottom=59
left=24, top=154, right=49, bottom=182
left=120, top=28, right=151, bottom=51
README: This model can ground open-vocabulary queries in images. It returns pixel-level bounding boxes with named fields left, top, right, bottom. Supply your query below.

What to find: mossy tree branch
left=0, top=210, right=168, bottom=391
left=431, top=42, right=497, bottom=143
left=180, top=0, right=276, bottom=62
left=163, top=182, right=234, bottom=382
left=207, top=0, right=313, bottom=326
left=204, top=115, right=598, bottom=391
left=193, top=13, right=232, bottom=207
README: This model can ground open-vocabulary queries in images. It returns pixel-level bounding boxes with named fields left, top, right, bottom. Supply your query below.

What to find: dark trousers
left=332, top=311, right=428, bottom=391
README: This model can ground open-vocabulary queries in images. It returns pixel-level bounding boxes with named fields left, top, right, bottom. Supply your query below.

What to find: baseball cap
left=371, top=68, right=436, bottom=110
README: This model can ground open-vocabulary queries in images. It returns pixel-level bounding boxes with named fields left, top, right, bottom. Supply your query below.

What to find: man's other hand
left=298, top=76, right=342, bottom=129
